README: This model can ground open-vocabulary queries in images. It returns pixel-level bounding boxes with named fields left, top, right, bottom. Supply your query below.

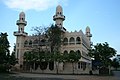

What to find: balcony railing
left=16, top=20, right=27, bottom=25
left=14, top=31, right=28, bottom=36
left=53, top=15, right=65, bottom=20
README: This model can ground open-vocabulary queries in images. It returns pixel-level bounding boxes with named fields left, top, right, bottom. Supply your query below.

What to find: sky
left=0, top=0, right=120, bottom=55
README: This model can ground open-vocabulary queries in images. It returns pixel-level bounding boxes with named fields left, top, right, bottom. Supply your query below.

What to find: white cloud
left=3, top=0, right=68, bottom=11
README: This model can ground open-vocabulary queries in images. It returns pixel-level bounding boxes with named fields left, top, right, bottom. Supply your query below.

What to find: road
left=11, top=72, right=117, bottom=80
left=113, top=71, right=120, bottom=80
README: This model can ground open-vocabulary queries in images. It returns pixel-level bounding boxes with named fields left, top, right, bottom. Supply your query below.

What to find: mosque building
left=14, top=5, right=92, bottom=74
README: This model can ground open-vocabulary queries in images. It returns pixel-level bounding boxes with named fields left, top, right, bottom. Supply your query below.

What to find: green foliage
left=7, top=52, right=17, bottom=68
left=63, top=52, right=69, bottom=62
left=69, top=51, right=81, bottom=74
left=53, top=51, right=63, bottom=62
left=68, top=51, right=81, bottom=62
left=0, top=33, right=10, bottom=64
left=47, top=24, right=63, bottom=52
left=111, top=58, right=120, bottom=70
left=0, top=33, right=17, bottom=72
left=24, top=51, right=37, bottom=63
left=89, top=42, right=117, bottom=68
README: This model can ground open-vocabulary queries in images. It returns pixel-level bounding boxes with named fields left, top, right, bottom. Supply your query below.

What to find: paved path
left=113, top=71, right=120, bottom=77
left=11, top=72, right=117, bottom=80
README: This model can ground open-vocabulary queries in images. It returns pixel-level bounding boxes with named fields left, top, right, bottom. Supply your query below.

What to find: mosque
left=14, top=5, right=92, bottom=74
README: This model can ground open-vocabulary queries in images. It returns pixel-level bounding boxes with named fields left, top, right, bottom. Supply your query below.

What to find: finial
left=56, top=5, right=63, bottom=15
left=19, top=11, right=25, bottom=21
left=86, top=26, right=90, bottom=32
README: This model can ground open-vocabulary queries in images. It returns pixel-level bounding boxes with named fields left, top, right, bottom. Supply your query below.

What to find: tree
left=63, top=52, right=69, bottom=63
left=111, top=58, right=120, bottom=70
left=47, top=24, right=63, bottom=73
left=47, top=24, right=63, bottom=52
left=31, top=26, right=48, bottom=53
left=68, top=51, right=81, bottom=74
left=23, top=24, right=63, bottom=73
left=8, top=44, right=17, bottom=70
left=0, top=33, right=17, bottom=72
left=53, top=51, right=63, bottom=74
left=89, top=42, right=117, bottom=68
left=24, top=51, right=35, bottom=72
left=0, top=33, right=10, bottom=72
left=23, top=26, right=49, bottom=72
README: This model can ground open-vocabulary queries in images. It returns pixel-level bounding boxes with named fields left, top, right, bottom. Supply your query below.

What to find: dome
left=56, top=5, right=63, bottom=13
left=19, top=11, right=25, bottom=19
left=86, top=26, right=90, bottom=32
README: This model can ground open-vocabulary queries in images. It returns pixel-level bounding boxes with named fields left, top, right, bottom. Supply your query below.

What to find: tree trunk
left=72, top=62, right=74, bottom=74
left=42, top=70, right=44, bottom=73
left=34, top=62, right=35, bottom=70
left=55, top=62, right=59, bottom=74
left=30, top=65, right=32, bottom=72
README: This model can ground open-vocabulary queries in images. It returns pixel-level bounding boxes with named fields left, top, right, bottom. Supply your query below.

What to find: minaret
left=53, top=5, right=65, bottom=28
left=14, top=12, right=27, bottom=68
left=86, top=26, right=92, bottom=41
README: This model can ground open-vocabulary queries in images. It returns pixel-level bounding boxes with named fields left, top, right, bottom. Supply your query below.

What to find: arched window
left=41, top=39, right=46, bottom=42
left=40, top=39, right=46, bottom=46
left=69, top=37, right=75, bottom=45
left=78, top=62, right=80, bottom=69
left=57, top=12, right=59, bottom=15
left=76, top=50, right=81, bottom=58
left=76, top=37, right=81, bottom=44
left=60, top=23, right=61, bottom=26
left=63, top=50, right=68, bottom=62
left=29, top=40, right=32, bottom=46
left=70, top=50, right=74, bottom=53
left=33, top=39, right=38, bottom=44
left=22, top=18, right=24, bottom=21
left=76, top=50, right=81, bottom=54
left=60, top=12, right=62, bottom=15
left=49, top=62, right=54, bottom=70
left=63, top=38, right=68, bottom=45
left=24, top=40, right=28, bottom=47
left=64, top=50, right=68, bottom=54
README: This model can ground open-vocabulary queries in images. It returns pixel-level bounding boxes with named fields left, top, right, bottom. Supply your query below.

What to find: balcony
left=16, top=20, right=27, bottom=26
left=14, top=31, right=28, bottom=36
left=53, top=15, right=65, bottom=20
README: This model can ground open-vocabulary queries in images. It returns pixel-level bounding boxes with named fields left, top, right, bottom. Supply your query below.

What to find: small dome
left=19, top=11, right=25, bottom=19
left=56, top=5, right=63, bottom=13
left=86, top=26, right=90, bottom=32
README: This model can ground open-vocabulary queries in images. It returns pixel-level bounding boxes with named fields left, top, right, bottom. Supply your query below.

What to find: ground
left=0, top=71, right=120, bottom=80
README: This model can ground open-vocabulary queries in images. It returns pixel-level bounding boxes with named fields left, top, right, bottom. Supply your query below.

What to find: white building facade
left=14, top=5, right=92, bottom=74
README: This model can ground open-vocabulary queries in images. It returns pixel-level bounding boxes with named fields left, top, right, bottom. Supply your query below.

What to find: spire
left=16, top=11, right=27, bottom=33
left=16, top=11, right=27, bottom=26
left=19, top=11, right=25, bottom=21
left=14, top=12, right=28, bottom=68
left=86, top=26, right=92, bottom=41
left=53, top=5, right=65, bottom=28
left=86, top=26, right=90, bottom=33
left=56, top=5, right=63, bottom=15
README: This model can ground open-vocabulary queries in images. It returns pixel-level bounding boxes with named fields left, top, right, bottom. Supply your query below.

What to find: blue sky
left=0, top=0, right=120, bottom=55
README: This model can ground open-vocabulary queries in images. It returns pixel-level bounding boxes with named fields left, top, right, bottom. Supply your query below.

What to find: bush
left=89, top=70, right=93, bottom=75
left=99, top=67, right=109, bottom=75
left=0, top=64, right=7, bottom=73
